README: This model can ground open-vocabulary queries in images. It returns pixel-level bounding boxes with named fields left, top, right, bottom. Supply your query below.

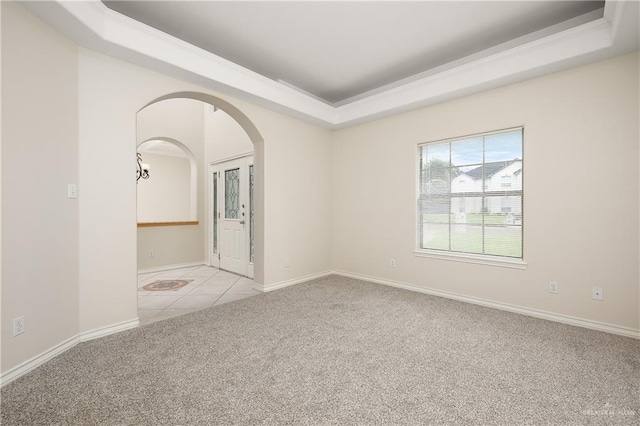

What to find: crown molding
left=19, top=0, right=638, bottom=129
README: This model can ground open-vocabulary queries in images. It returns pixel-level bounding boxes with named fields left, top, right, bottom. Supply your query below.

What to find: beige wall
left=254, top=110, right=334, bottom=284
left=136, top=98, right=206, bottom=270
left=333, top=53, right=640, bottom=331
left=137, top=153, right=191, bottom=222
left=205, top=107, right=254, bottom=164
left=1, top=2, right=79, bottom=371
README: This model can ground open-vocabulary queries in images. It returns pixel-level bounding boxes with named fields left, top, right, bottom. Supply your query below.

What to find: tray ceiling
left=19, top=1, right=640, bottom=128
left=103, top=1, right=605, bottom=104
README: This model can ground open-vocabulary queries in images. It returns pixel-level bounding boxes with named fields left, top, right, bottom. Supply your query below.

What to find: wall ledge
left=137, top=221, right=199, bottom=227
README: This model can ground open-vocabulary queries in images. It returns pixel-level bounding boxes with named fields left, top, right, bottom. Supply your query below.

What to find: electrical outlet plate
left=390, top=259, right=396, bottom=267
left=549, top=281, right=558, bottom=294
left=284, top=258, right=290, bottom=268
left=148, top=249, right=154, bottom=258
left=13, top=317, right=25, bottom=336
left=592, top=287, right=603, bottom=301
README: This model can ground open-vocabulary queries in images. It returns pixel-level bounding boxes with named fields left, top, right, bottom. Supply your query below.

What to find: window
left=224, top=168, right=240, bottom=219
left=249, top=164, right=255, bottom=264
left=417, top=128, right=523, bottom=264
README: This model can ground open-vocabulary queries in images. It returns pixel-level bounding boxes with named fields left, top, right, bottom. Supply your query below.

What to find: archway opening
left=135, top=93, right=264, bottom=324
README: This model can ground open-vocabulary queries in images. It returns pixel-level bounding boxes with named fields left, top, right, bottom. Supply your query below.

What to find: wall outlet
left=148, top=249, right=154, bottom=258
left=284, top=258, right=290, bottom=268
left=13, top=317, right=25, bottom=336
left=390, top=259, right=396, bottom=268
left=549, top=281, right=558, bottom=294
left=592, top=287, right=603, bottom=301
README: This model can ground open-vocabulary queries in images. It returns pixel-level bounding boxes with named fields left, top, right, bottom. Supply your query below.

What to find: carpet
left=1, top=275, right=638, bottom=425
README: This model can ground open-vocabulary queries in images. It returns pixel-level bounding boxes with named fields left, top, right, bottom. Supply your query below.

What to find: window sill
left=413, top=249, right=527, bottom=269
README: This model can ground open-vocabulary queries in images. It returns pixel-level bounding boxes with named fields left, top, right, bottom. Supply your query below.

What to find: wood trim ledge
left=137, top=221, right=199, bottom=227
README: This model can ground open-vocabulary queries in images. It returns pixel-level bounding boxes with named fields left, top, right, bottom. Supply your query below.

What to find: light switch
left=67, top=184, right=77, bottom=199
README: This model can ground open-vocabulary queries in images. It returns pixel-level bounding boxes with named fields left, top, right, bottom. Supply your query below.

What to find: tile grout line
left=161, top=271, right=219, bottom=310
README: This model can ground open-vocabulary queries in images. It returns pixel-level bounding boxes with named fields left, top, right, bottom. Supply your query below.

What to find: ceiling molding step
left=335, top=17, right=614, bottom=125
left=20, top=0, right=634, bottom=129
left=27, top=0, right=338, bottom=124
left=105, top=7, right=337, bottom=119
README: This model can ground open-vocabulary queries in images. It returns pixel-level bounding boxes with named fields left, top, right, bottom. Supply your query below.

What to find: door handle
left=239, top=220, right=245, bottom=225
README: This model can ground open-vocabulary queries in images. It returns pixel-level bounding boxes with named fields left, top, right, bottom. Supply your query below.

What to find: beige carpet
left=1, top=275, right=638, bottom=425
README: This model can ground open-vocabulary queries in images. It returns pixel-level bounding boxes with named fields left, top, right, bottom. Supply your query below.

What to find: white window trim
left=413, top=249, right=527, bottom=269
left=415, top=126, right=525, bottom=268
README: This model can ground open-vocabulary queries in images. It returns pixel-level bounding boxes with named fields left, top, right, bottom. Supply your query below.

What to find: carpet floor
left=1, top=275, right=638, bottom=425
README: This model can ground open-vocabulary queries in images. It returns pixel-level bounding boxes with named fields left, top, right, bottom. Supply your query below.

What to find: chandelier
left=136, top=153, right=150, bottom=182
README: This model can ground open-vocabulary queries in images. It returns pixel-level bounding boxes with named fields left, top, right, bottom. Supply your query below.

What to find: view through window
left=418, top=128, right=523, bottom=259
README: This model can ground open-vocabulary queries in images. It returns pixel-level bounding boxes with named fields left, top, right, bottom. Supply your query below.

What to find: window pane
left=213, top=173, right=218, bottom=253
left=485, top=129, right=522, bottom=162
left=451, top=197, right=482, bottom=218
left=225, top=168, right=240, bottom=219
left=451, top=137, right=482, bottom=167
left=423, top=141, right=449, bottom=163
left=484, top=226, right=522, bottom=258
left=484, top=161, right=522, bottom=193
left=422, top=167, right=451, bottom=196
left=485, top=195, right=522, bottom=216
left=451, top=224, right=483, bottom=254
left=249, top=164, right=255, bottom=263
left=421, top=196, right=450, bottom=218
left=421, top=222, right=449, bottom=251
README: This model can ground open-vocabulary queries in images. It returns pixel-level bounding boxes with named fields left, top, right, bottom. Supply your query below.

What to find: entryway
left=135, top=91, right=265, bottom=325
left=210, top=155, right=254, bottom=278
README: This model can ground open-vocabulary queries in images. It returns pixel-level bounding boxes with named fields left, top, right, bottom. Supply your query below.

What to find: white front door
left=212, top=157, right=253, bottom=277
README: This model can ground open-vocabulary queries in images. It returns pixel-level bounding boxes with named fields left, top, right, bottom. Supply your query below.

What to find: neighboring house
left=450, top=160, right=522, bottom=215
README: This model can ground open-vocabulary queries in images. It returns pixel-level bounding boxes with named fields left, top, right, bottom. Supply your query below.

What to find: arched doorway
left=136, top=93, right=265, bottom=323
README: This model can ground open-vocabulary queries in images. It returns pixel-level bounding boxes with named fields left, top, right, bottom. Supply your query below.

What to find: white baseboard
left=0, top=335, right=79, bottom=388
left=334, top=270, right=640, bottom=340
left=0, top=318, right=140, bottom=388
left=138, top=261, right=205, bottom=275
left=255, top=270, right=333, bottom=293
left=3, top=269, right=636, bottom=389
left=79, top=318, right=140, bottom=342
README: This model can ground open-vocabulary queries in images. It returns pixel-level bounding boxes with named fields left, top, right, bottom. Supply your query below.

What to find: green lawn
left=421, top=222, right=522, bottom=258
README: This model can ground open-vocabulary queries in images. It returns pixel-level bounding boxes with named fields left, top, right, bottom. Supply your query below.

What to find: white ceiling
left=102, top=1, right=605, bottom=104
left=20, top=1, right=640, bottom=128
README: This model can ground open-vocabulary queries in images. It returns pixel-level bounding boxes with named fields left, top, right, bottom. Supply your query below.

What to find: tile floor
left=137, top=265, right=260, bottom=326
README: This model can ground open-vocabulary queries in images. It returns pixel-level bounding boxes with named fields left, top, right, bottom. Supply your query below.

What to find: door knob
left=239, top=220, right=245, bottom=225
